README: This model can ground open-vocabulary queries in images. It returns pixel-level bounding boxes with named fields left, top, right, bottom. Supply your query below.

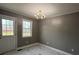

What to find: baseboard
left=38, top=43, right=72, bottom=55
left=1, top=42, right=72, bottom=55
left=12, top=43, right=72, bottom=55
left=0, top=43, right=39, bottom=55
left=17, top=43, right=39, bottom=50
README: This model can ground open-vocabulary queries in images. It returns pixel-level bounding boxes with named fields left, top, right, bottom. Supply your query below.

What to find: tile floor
left=4, top=43, right=70, bottom=55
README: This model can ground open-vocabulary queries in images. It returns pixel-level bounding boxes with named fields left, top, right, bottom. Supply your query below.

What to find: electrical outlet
left=71, top=49, right=74, bottom=52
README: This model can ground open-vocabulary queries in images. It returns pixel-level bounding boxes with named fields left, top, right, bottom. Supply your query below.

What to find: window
left=22, top=20, right=32, bottom=37
left=2, top=19, right=14, bottom=36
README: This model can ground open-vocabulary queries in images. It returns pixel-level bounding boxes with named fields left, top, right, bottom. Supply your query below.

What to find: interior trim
left=38, top=43, right=72, bottom=55
left=17, top=43, right=71, bottom=55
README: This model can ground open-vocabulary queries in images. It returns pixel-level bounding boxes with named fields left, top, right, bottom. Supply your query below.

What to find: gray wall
left=17, top=17, right=39, bottom=47
left=0, top=9, right=39, bottom=54
left=40, top=12, right=79, bottom=55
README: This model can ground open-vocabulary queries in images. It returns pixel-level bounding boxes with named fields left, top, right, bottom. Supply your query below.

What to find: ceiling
left=0, top=3, right=79, bottom=19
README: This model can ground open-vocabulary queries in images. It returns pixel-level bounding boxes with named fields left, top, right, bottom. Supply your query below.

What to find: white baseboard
left=38, top=43, right=71, bottom=55
left=0, top=43, right=39, bottom=54
left=16, top=43, right=71, bottom=55
left=17, top=43, right=39, bottom=50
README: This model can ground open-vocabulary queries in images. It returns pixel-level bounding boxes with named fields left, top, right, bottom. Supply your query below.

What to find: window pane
left=23, top=21, right=31, bottom=28
left=2, top=25, right=6, bottom=30
left=2, top=19, right=6, bottom=25
left=22, top=20, right=32, bottom=37
left=10, top=21, right=13, bottom=26
left=23, top=33, right=27, bottom=37
left=10, top=32, right=13, bottom=35
left=26, top=22, right=30, bottom=28
left=6, top=30, right=11, bottom=35
left=6, top=20, right=10, bottom=25
left=23, top=23, right=26, bottom=28
left=23, top=29, right=26, bottom=33
left=2, top=30, right=7, bottom=36
left=2, top=19, right=14, bottom=36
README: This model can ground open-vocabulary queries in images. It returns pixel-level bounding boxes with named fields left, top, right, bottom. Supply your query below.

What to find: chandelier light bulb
left=35, top=10, right=45, bottom=19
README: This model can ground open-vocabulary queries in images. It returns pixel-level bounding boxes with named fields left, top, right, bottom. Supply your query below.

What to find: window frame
left=1, top=15, right=15, bottom=37
left=22, top=19, right=32, bottom=38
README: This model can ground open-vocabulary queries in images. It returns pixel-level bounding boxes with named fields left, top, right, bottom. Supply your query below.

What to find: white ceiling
left=0, top=3, right=79, bottom=19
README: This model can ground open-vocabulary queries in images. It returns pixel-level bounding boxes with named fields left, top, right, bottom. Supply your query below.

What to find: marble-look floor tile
left=4, top=44, right=69, bottom=55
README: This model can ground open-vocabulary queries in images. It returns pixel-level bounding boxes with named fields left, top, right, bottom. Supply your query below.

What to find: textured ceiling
left=0, top=3, right=79, bottom=19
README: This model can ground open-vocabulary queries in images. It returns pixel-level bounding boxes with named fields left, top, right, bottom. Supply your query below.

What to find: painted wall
left=40, top=12, right=79, bottom=55
left=17, top=17, right=39, bottom=47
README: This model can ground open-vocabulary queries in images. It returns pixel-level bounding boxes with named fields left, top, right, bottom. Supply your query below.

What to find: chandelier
left=34, top=10, right=45, bottom=19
